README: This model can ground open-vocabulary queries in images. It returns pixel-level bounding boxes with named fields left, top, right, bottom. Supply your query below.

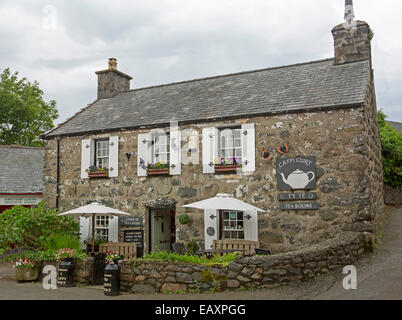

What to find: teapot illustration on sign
left=280, top=169, right=315, bottom=189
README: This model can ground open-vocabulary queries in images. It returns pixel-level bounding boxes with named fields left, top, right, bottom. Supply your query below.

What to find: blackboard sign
left=276, top=156, right=316, bottom=191
left=120, top=216, right=143, bottom=227
left=124, top=230, right=143, bottom=248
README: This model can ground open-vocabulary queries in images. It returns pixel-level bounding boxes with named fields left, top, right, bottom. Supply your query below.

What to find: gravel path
left=0, top=206, right=400, bottom=300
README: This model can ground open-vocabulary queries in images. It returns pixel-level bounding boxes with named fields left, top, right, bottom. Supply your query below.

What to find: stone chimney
left=95, top=58, right=132, bottom=99
left=331, top=0, right=373, bottom=65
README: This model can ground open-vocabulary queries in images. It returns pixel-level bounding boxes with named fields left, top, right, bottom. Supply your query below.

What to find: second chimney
left=95, top=58, right=132, bottom=99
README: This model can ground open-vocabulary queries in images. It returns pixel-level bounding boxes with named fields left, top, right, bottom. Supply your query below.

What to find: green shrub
left=378, top=110, right=402, bottom=187
left=139, top=251, right=241, bottom=266
left=0, top=202, right=79, bottom=250
left=41, top=233, right=82, bottom=251
left=185, top=240, right=199, bottom=255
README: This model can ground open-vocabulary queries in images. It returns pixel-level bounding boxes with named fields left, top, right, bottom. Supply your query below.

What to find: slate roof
left=387, top=121, right=402, bottom=132
left=0, top=145, right=44, bottom=194
left=44, top=58, right=370, bottom=138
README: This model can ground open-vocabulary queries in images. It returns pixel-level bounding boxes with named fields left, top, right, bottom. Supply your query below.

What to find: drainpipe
left=56, top=136, right=60, bottom=210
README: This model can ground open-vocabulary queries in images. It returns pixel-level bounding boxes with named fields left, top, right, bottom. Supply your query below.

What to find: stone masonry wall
left=44, top=106, right=382, bottom=254
left=119, top=232, right=365, bottom=293
left=39, top=257, right=93, bottom=285
left=384, top=185, right=402, bottom=206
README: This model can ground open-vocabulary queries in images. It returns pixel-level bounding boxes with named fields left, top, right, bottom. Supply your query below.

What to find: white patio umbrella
left=183, top=193, right=265, bottom=212
left=58, top=202, right=130, bottom=253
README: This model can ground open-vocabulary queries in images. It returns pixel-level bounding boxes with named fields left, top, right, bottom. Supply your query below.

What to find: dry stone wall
left=44, top=106, right=383, bottom=253
left=119, top=232, right=366, bottom=293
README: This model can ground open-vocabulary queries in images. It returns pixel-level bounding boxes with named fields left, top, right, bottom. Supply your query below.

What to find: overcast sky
left=1, top=0, right=401, bottom=124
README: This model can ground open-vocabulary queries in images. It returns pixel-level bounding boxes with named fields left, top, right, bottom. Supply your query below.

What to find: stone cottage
left=0, top=145, right=44, bottom=213
left=42, top=7, right=384, bottom=255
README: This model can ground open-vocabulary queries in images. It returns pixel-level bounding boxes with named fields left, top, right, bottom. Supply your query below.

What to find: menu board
left=124, top=230, right=143, bottom=248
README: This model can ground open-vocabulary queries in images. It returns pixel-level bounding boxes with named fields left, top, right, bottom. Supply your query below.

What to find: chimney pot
left=108, top=58, right=117, bottom=70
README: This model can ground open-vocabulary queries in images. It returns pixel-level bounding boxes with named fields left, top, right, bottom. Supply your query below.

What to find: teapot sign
left=276, top=156, right=316, bottom=190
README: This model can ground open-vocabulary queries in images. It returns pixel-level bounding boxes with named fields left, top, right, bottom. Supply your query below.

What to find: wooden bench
left=99, top=242, right=137, bottom=260
left=212, top=240, right=260, bottom=256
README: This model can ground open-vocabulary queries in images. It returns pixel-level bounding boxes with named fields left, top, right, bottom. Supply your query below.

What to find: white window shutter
left=108, top=216, right=119, bottom=242
left=169, top=129, right=181, bottom=175
left=137, top=133, right=149, bottom=176
left=81, top=139, right=92, bottom=179
left=204, top=209, right=219, bottom=250
left=202, top=127, right=218, bottom=174
left=109, top=136, right=119, bottom=177
left=243, top=210, right=258, bottom=241
left=241, top=123, right=256, bottom=172
left=79, top=216, right=92, bottom=244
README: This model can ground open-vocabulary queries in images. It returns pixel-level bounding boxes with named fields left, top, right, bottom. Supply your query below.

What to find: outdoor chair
left=172, top=242, right=186, bottom=255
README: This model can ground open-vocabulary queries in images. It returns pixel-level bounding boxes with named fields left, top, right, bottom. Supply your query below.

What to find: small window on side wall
left=220, top=210, right=244, bottom=240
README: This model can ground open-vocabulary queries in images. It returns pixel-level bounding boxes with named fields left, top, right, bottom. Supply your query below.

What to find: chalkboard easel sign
left=124, top=230, right=143, bottom=248
left=124, top=230, right=144, bottom=258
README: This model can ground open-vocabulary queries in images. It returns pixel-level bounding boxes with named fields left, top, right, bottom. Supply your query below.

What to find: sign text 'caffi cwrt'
left=276, top=156, right=316, bottom=191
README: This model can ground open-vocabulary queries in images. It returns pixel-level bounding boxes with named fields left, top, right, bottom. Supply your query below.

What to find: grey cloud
left=0, top=0, right=401, bottom=123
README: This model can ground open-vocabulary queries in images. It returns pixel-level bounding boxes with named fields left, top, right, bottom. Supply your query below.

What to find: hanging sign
left=276, top=156, right=316, bottom=191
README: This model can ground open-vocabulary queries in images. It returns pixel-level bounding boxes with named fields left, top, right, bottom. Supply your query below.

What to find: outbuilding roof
left=44, top=58, right=370, bottom=138
left=0, top=145, right=44, bottom=194
left=387, top=121, right=402, bottom=132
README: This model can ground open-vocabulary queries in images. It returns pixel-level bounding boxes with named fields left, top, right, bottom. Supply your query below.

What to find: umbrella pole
left=92, top=213, right=95, bottom=254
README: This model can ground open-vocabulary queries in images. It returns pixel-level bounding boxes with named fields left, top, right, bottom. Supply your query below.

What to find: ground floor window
left=95, top=216, right=109, bottom=242
left=220, top=210, right=244, bottom=239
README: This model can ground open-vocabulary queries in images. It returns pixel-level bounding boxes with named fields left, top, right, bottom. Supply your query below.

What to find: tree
left=0, top=68, right=58, bottom=147
left=378, top=110, right=402, bottom=188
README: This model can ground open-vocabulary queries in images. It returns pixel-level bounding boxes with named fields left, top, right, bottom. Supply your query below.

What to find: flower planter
left=88, top=171, right=108, bottom=178
left=215, top=164, right=242, bottom=173
left=15, top=268, right=39, bottom=282
left=86, top=244, right=100, bottom=252
left=147, top=168, right=169, bottom=176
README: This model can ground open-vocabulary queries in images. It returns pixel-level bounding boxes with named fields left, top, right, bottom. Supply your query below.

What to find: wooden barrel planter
left=215, top=164, right=242, bottom=173
left=147, top=168, right=169, bottom=176
left=88, top=171, right=108, bottom=178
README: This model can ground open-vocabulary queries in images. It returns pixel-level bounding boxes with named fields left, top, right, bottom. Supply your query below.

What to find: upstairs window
left=218, top=127, right=242, bottom=164
left=152, top=133, right=170, bottom=165
left=96, top=140, right=109, bottom=169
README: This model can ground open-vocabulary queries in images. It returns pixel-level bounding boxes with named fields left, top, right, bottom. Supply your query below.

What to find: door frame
left=148, top=208, right=176, bottom=253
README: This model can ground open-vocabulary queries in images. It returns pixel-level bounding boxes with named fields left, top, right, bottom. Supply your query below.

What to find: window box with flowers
left=14, top=259, right=40, bottom=282
left=214, top=157, right=242, bottom=173
left=86, top=165, right=109, bottom=178
left=146, top=162, right=169, bottom=176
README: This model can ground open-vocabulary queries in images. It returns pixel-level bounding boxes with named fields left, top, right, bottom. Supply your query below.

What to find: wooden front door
left=150, top=210, right=175, bottom=252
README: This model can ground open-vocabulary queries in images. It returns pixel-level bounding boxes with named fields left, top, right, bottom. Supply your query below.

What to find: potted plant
left=14, top=258, right=40, bottom=282
left=179, top=213, right=190, bottom=225
left=86, top=165, right=109, bottom=178
left=214, top=157, right=242, bottom=173
left=147, top=162, right=169, bottom=176
left=105, top=252, right=122, bottom=264
left=55, top=248, right=87, bottom=263
left=85, top=237, right=102, bottom=252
